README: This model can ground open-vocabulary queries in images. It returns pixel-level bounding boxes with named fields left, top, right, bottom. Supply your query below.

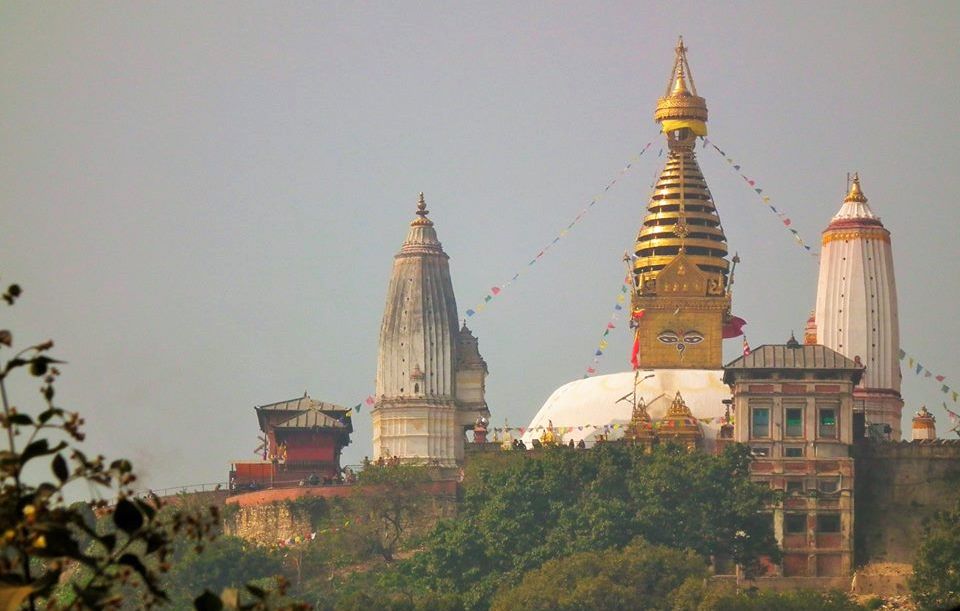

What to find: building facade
left=724, top=342, right=863, bottom=578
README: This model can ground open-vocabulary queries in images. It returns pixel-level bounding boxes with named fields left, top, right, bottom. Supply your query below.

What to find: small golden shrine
left=656, top=391, right=703, bottom=450
left=625, top=397, right=657, bottom=451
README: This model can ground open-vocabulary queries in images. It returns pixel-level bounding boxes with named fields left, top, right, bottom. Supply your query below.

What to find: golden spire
left=630, top=39, right=730, bottom=371
left=635, top=39, right=726, bottom=289
left=845, top=173, right=868, bottom=203
left=655, top=36, right=708, bottom=142
left=411, top=191, right=434, bottom=226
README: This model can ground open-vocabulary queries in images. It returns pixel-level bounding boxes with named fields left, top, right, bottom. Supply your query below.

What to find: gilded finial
left=656, top=37, right=708, bottom=146
left=845, top=173, right=868, bottom=203
left=411, top=191, right=434, bottom=226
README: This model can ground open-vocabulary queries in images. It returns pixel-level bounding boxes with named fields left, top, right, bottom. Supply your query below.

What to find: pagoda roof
left=254, top=393, right=353, bottom=434
left=273, top=409, right=348, bottom=430
left=255, top=394, right=350, bottom=414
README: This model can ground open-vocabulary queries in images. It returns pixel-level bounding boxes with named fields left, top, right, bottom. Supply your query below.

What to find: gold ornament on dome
left=845, top=173, right=868, bottom=203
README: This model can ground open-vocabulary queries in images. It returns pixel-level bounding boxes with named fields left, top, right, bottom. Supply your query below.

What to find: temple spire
left=631, top=39, right=731, bottom=370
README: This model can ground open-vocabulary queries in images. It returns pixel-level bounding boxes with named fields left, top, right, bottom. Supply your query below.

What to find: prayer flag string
left=583, top=274, right=632, bottom=378
left=899, top=348, right=959, bottom=404
left=702, top=138, right=819, bottom=257
left=463, top=142, right=654, bottom=319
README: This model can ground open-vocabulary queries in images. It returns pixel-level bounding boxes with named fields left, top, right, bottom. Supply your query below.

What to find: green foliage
left=909, top=499, right=960, bottom=610
left=489, top=537, right=707, bottom=611
left=0, top=279, right=221, bottom=609
left=162, top=535, right=284, bottom=609
left=698, top=586, right=864, bottom=611
left=395, top=443, right=778, bottom=609
left=345, top=465, right=435, bottom=562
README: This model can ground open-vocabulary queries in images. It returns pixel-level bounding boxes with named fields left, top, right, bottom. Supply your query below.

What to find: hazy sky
left=2, top=2, right=958, bottom=492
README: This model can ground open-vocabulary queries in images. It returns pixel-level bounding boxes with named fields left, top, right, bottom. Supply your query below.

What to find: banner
left=464, top=142, right=655, bottom=319
left=584, top=275, right=633, bottom=377
left=703, top=138, right=818, bottom=257
left=899, top=349, right=958, bottom=403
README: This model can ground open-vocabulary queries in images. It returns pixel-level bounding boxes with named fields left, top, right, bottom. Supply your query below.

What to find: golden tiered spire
left=845, top=173, right=867, bottom=203
left=630, top=39, right=731, bottom=370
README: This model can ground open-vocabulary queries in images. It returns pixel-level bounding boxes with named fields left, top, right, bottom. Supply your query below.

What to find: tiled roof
left=725, top=344, right=862, bottom=371
left=256, top=394, right=349, bottom=413
left=273, top=409, right=347, bottom=430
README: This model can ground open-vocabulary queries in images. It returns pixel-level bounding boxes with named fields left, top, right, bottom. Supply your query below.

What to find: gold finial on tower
left=656, top=36, right=708, bottom=145
left=411, top=191, right=434, bottom=226
left=845, top=173, right=868, bottom=203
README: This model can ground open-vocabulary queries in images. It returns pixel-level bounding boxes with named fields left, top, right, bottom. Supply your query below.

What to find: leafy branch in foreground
left=0, top=279, right=223, bottom=609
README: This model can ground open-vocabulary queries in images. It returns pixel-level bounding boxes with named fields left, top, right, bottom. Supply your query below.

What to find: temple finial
left=411, top=191, right=434, bottom=226
left=845, top=173, right=867, bottom=203
left=656, top=38, right=708, bottom=144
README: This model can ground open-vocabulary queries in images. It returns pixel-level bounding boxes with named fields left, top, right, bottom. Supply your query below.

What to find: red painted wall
left=282, top=431, right=337, bottom=462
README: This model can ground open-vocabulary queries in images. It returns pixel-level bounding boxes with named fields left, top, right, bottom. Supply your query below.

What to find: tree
left=909, top=499, right=960, bottom=610
left=345, top=465, right=436, bottom=562
left=163, top=536, right=284, bottom=608
left=397, top=443, right=779, bottom=609
left=489, top=537, right=707, bottom=611
left=696, top=586, right=864, bottom=611
left=0, top=279, right=223, bottom=609
left=0, top=278, right=296, bottom=611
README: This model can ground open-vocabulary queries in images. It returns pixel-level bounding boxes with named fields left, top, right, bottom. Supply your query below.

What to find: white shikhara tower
left=373, top=194, right=489, bottom=466
left=815, top=175, right=903, bottom=438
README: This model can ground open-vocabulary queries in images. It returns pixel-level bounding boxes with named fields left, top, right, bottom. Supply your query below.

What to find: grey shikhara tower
left=373, top=193, right=489, bottom=466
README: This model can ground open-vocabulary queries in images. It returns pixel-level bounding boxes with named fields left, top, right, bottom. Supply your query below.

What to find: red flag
left=365, top=395, right=375, bottom=406
left=722, top=315, right=747, bottom=339
left=630, top=310, right=645, bottom=370
left=491, top=286, right=501, bottom=295
left=742, top=336, right=751, bottom=356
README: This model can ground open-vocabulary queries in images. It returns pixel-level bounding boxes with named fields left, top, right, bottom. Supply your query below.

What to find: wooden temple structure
left=230, top=393, right=353, bottom=490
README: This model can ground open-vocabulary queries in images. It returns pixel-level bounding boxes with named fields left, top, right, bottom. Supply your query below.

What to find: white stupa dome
left=520, top=369, right=731, bottom=450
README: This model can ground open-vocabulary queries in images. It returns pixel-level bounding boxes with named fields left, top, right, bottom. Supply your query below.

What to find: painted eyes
left=657, top=330, right=704, bottom=353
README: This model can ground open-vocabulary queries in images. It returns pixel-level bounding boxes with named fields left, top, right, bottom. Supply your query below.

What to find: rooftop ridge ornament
left=411, top=191, right=434, bottom=226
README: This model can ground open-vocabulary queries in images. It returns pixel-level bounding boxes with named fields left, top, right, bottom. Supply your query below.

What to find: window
left=785, top=407, right=804, bottom=437
left=784, top=513, right=806, bottom=534
left=786, top=480, right=804, bottom=494
left=750, top=446, right=770, bottom=457
left=817, top=514, right=841, bottom=533
left=784, top=446, right=804, bottom=458
left=818, top=478, right=840, bottom=494
left=819, top=408, right=837, bottom=439
left=752, top=407, right=770, bottom=439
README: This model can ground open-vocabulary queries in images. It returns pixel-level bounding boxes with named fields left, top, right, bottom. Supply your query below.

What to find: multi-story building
left=724, top=340, right=863, bottom=578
